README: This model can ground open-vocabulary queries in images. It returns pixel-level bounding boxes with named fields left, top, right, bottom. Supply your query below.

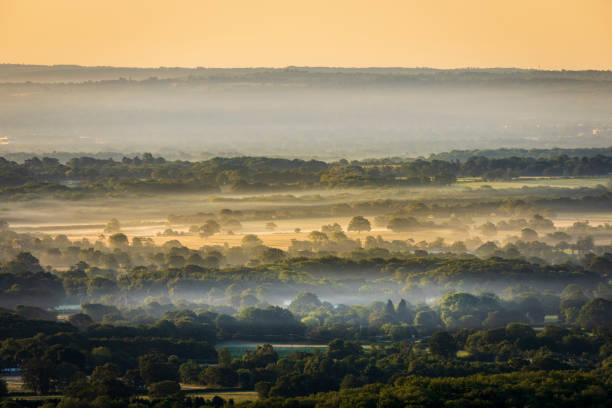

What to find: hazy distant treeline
left=6, top=146, right=612, bottom=164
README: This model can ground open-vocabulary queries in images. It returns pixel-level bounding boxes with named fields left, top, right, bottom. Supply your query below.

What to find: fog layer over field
left=1, top=176, right=610, bottom=313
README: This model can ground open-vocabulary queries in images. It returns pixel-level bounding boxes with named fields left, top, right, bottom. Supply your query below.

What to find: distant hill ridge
left=2, top=64, right=612, bottom=84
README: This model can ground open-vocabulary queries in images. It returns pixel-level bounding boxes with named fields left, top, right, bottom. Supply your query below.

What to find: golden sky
left=1, top=0, right=611, bottom=69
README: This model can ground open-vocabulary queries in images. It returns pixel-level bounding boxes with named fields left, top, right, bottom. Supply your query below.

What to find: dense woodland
left=0, top=210, right=611, bottom=407
left=1, top=149, right=612, bottom=407
left=0, top=258, right=610, bottom=407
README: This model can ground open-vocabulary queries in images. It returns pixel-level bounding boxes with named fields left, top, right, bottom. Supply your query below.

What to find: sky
left=1, top=0, right=611, bottom=69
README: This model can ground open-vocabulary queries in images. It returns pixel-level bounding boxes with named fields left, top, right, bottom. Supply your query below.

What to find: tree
left=515, top=296, right=545, bottom=325
left=179, top=360, right=201, bottom=384
left=505, top=323, right=536, bottom=345
left=321, top=223, right=343, bottom=233
left=477, top=222, right=497, bottom=237
left=265, top=222, right=277, bottom=231
left=90, top=363, right=132, bottom=399
left=81, top=303, right=119, bottom=322
left=529, top=214, right=555, bottom=231
left=396, top=299, right=413, bottom=323
left=340, top=374, right=359, bottom=390
left=217, top=348, right=232, bottom=368
left=242, top=344, right=278, bottom=368
left=202, top=366, right=237, bottom=387
left=327, top=339, right=362, bottom=360
left=387, top=217, right=419, bottom=232
left=385, top=299, right=396, bottom=317
left=289, top=292, right=322, bottom=314
left=67, top=313, right=94, bottom=331
left=87, top=277, right=119, bottom=298
left=520, top=228, right=538, bottom=241
left=0, top=377, right=7, bottom=399
left=14, top=305, right=56, bottom=321
left=22, top=357, right=55, bottom=395
left=108, top=233, right=128, bottom=249
left=475, top=241, right=498, bottom=258
left=587, top=255, right=612, bottom=277
left=211, top=396, right=225, bottom=408
left=199, top=220, right=221, bottom=237
left=238, top=306, right=305, bottom=337
left=347, top=216, right=371, bottom=233
left=103, top=218, right=120, bottom=234
left=261, top=248, right=286, bottom=263
left=414, top=310, right=442, bottom=330
left=223, top=218, right=242, bottom=230
left=215, top=314, right=238, bottom=337
left=122, top=369, right=144, bottom=392
left=6, top=252, right=44, bottom=273
left=449, top=241, right=467, bottom=254
left=439, top=292, right=485, bottom=327
left=577, top=298, right=612, bottom=329
left=429, top=331, right=457, bottom=357
left=254, top=381, right=272, bottom=398
left=308, top=231, right=328, bottom=244
left=576, top=236, right=595, bottom=254
left=139, top=354, right=179, bottom=386
left=241, top=234, right=263, bottom=247
left=62, top=378, right=97, bottom=403
left=148, top=380, right=181, bottom=399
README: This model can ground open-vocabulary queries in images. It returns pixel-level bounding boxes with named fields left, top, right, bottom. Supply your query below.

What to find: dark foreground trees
left=242, top=371, right=610, bottom=408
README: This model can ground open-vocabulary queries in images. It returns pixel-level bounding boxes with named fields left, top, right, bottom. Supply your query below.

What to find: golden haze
left=1, top=0, right=611, bottom=69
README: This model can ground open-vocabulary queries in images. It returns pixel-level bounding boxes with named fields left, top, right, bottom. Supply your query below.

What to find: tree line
left=2, top=153, right=612, bottom=199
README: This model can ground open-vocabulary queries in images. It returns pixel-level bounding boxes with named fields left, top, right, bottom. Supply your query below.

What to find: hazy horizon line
left=2, top=62, right=611, bottom=72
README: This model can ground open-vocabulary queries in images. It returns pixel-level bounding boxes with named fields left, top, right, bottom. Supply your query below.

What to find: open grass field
left=187, top=391, right=258, bottom=403
left=455, top=176, right=611, bottom=189
left=4, top=376, right=24, bottom=393
left=215, top=341, right=328, bottom=358
left=147, top=227, right=469, bottom=251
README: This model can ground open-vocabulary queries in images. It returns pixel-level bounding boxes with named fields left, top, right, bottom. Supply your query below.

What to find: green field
left=215, top=342, right=328, bottom=358
left=188, top=391, right=258, bottom=403
left=456, top=176, right=611, bottom=189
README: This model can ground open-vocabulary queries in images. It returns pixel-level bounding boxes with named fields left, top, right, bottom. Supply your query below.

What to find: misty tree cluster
left=0, top=223, right=611, bottom=407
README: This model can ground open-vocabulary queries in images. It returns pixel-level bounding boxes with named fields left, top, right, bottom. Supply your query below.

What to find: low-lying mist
left=2, top=67, right=612, bottom=158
